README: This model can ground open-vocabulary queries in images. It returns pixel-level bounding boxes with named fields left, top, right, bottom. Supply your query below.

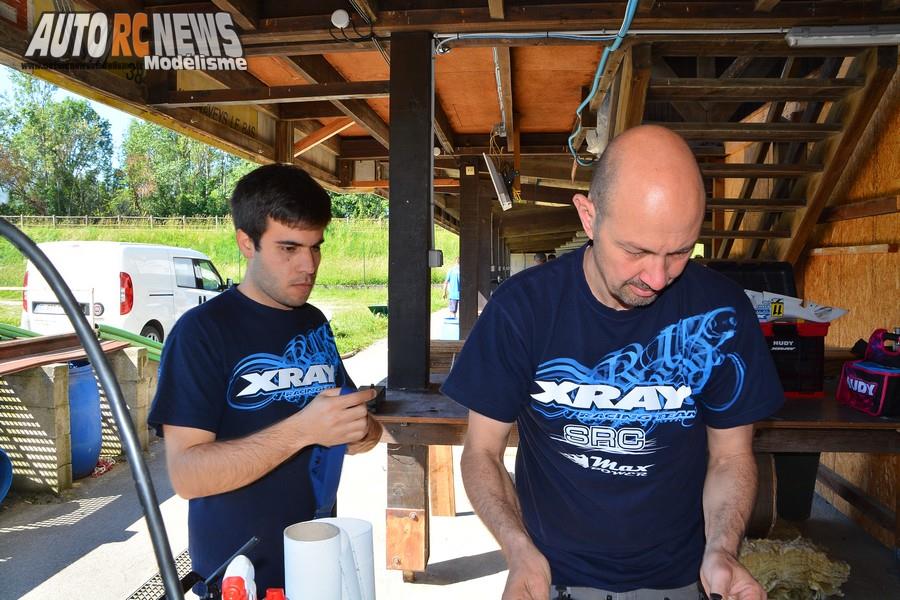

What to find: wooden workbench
left=375, top=388, right=900, bottom=579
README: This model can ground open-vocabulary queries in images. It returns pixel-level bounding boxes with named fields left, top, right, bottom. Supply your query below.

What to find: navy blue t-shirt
left=148, top=287, right=352, bottom=591
left=441, top=245, right=783, bottom=591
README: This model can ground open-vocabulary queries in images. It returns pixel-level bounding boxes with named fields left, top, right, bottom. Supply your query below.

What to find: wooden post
left=387, top=31, right=434, bottom=390
left=386, top=444, right=430, bottom=578
left=459, top=158, right=479, bottom=338
left=428, top=445, right=456, bottom=517
left=477, top=192, right=492, bottom=312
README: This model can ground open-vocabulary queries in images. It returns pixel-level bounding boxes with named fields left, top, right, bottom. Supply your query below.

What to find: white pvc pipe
left=317, top=518, right=376, bottom=600
left=284, top=521, right=342, bottom=600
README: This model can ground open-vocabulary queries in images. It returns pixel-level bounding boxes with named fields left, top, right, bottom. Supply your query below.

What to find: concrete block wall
left=0, top=364, right=72, bottom=494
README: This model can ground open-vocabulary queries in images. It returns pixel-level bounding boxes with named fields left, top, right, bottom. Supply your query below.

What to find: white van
left=20, top=241, right=227, bottom=342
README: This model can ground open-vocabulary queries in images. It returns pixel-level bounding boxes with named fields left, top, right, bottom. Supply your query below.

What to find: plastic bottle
left=221, top=555, right=257, bottom=600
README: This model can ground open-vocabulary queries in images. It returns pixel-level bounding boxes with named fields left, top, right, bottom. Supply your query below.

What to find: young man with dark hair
left=149, top=164, right=380, bottom=592
left=444, top=126, right=783, bottom=600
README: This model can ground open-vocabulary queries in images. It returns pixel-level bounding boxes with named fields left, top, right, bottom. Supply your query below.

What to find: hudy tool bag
left=837, top=329, right=900, bottom=417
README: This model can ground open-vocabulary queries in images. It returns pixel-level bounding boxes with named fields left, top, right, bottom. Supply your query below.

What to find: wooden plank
left=700, top=163, right=821, bottom=178
left=809, top=244, right=899, bottom=256
left=701, top=229, right=790, bottom=239
left=428, top=445, right=456, bottom=517
left=615, top=44, right=652, bottom=135
left=488, top=0, right=504, bottom=19
left=293, top=117, right=354, bottom=157
left=151, top=81, right=391, bottom=108
left=243, top=39, right=383, bottom=56
left=0, top=340, right=131, bottom=377
left=819, top=195, right=900, bottom=223
left=349, top=178, right=458, bottom=190
left=353, top=0, right=379, bottom=23
left=388, top=32, right=433, bottom=391
left=707, top=198, right=805, bottom=210
left=241, top=4, right=900, bottom=44
left=274, top=120, right=293, bottom=164
left=658, top=121, right=841, bottom=141
left=755, top=0, right=781, bottom=12
left=287, top=56, right=391, bottom=148
left=817, top=464, right=895, bottom=532
left=434, top=101, right=456, bottom=155
left=211, top=0, right=258, bottom=30
left=279, top=102, right=346, bottom=119
left=650, top=56, right=708, bottom=122
left=459, top=159, right=480, bottom=339
left=648, top=78, right=863, bottom=102
left=0, top=333, right=81, bottom=360
left=386, top=444, right=429, bottom=572
left=781, top=47, right=898, bottom=264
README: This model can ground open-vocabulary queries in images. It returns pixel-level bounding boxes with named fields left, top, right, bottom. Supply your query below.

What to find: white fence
left=0, top=215, right=233, bottom=229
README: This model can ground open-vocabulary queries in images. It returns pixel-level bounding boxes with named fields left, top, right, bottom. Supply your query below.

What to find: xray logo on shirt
left=226, top=323, right=341, bottom=410
left=531, top=308, right=745, bottom=463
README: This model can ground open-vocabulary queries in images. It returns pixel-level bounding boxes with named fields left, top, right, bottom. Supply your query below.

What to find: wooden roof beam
left=288, top=56, right=390, bottom=149
left=614, top=44, right=652, bottom=135
left=657, top=121, right=840, bottom=141
left=293, top=117, right=354, bottom=157
left=649, top=78, right=863, bottom=102
left=211, top=0, right=258, bottom=31
left=755, top=0, right=781, bottom=12
left=650, top=56, right=708, bottom=122
left=702, top=229, right=790, bottom=239
left=700, top=163, right=821, bottom=178
left=708, top=198, right=805, bottom=210
left=279, top=102, right=346, bottom=119
left=488, top=0, right=505, bottom=20
left=779, top=47, right=897, bottom=264
left=150, top=81, right=390, bottom=108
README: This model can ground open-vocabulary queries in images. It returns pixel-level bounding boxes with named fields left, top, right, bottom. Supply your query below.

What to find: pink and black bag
left=837, top=329, right=900, bottom=417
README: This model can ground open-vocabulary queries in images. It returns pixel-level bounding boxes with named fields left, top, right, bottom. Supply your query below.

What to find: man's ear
left=235, top=229, right=256, bottom=260
left=572, top=193, right=596, bottom=240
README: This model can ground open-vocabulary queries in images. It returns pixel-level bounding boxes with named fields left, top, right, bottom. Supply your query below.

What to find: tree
left=120, top=120, right=254, bottom=216
left=329, top=191, right=388, bottom=218
left=0, top=70, right=114, bottom=215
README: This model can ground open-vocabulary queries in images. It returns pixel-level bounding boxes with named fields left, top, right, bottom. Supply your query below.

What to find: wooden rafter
left=211, top=0, right=258, bottom=31
left=649, top=78, right=863, bottom=102
left=658, top=121, right=841, bottom=142
left=652, top=40, right=862, bottom=58
left=613, top=44, right=652, bottom=136
left=779, top=47, right=897, bottom=264
left=708, top=198, right=806, bottom=210
left=353, top=1, right=379, bottom=23
left=150, top=81, right=390, bottom=108
left=287, top=56, right=390, bottom=149
left=293, top=118, right=354, bottom=157
left=700, top=163, right=821, bottom=178
left=488, top=0, right=505, bottom=19
left=279, top=102, right=346, bottom=119
left=650, top=56, right=708, bottom=122
left=819, top=195, right=900, bottom=223
left=754, top=0, right=781, bottom=12
left=717, top=57, right=798, bottom=258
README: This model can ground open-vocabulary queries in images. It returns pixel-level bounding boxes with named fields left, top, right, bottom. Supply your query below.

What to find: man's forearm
left=460, top=448, right=533, bottom=555
left=167, top=415, right=310, bottom=499
left=703, top=450, right=757, bottom=555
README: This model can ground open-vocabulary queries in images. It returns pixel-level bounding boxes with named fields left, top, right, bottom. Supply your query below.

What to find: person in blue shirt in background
left=443, top=256, right=461, bottom=319
left=442, top=126, right=783, bottom=600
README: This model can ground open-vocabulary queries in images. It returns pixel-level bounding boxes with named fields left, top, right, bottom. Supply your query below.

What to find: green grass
left=0, top=222, right=459, bottom=354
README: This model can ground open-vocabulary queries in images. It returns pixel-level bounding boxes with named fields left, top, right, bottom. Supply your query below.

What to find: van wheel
left=140, top=324, right=163, bottom=343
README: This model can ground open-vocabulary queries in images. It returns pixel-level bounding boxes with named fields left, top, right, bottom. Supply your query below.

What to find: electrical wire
left=0, top=218, right=184, bottom=600
left=567, top=0, right=640, bottom=166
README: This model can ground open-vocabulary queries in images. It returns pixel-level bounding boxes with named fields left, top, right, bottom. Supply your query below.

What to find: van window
left=197, top=260, right=223, bottom=291
left=173, top=258, right=197, bottom=288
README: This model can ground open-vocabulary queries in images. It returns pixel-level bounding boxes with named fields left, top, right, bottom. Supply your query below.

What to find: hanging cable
left=567, top=0, right=640, bottom=166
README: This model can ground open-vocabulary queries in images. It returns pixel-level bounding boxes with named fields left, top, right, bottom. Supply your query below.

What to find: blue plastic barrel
left=0, top=447, right=12, bottom=504
left=68, top=362, right=101, bottom=479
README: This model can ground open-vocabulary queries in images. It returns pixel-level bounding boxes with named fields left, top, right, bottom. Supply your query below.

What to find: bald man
left=443, top=126, right=783, bottom=600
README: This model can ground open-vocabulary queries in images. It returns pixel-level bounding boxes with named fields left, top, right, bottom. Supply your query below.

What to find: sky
left=0, top=64, right=137, bottom=168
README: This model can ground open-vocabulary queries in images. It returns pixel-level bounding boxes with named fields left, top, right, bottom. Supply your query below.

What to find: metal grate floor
left=126, top=549, right=193, bottom=600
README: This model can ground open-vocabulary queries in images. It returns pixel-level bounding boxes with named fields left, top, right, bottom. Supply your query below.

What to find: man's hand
left=700, top=547, right=766, bottom=600
left=297, top=387, right=375, bottom=448
left=502, top=538, right=552, bottom=600
left=347, top=413, right=382, bottom=454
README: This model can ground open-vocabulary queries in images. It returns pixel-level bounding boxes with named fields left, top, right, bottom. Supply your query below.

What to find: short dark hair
left=534, top=251, right=547, bottom=263
left=587, top=143, right=620, bottom=221
left=230, top=164, right=332, bottom=248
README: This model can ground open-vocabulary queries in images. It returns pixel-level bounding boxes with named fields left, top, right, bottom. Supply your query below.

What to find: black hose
left=0, top=218, right=183, bottom=600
